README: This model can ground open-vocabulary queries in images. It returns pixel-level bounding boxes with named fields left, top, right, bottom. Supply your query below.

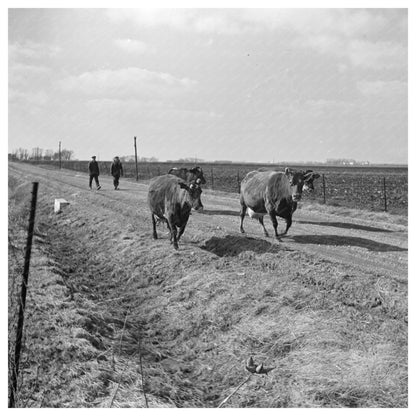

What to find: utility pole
left=134, top=136, right=139, bottom=181
left=59, top=141, right=62, bottom=169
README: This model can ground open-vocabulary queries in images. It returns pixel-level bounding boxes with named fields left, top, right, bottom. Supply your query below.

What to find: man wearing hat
left=88, top=156, right=101, bottom=190
left=110, top=156, right=124, bottom=190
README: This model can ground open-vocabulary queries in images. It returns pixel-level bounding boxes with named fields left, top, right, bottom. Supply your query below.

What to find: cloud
left=105, top=9, right=407, bottom=71
left=106, top=8, right=405, bottom=38
left=347, top=40, right=407, bottom=69
left=9, top=88, right=49, bottom=106
left=57, top=67, right=197, bottom=99
left=9, top=62, right=53, bottom=89
left=106, top=9, right=242, bottom=34
left=356, top=80, right=407, bottom=96
left=114, top=38, right=152, bottom=54
left=85, top=97, right=222, bottom=122
left=9, top=41, right=61, bottom=61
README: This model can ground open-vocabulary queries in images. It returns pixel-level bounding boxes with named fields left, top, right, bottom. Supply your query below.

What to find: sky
left=7, top=7, right=408, bottom=164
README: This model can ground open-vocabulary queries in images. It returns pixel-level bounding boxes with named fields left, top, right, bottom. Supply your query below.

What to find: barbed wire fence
left=22, top=160, right=408, bottom=214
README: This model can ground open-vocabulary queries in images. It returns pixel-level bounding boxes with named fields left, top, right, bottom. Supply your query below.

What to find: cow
left=168, top=166, right=206, bottom=209
left=147, top=174, right=203, bottom=249
left=168, top=166, right=207, bottom=184
left=239, top=168, right=320, bottom=238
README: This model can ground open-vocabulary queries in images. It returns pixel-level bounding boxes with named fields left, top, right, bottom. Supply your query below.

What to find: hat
left=92, top=155, right=96, bottom=159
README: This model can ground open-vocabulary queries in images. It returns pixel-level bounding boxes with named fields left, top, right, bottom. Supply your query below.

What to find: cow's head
left=285, top=168, right=320, bottom=201
left=303, top=170, right=320, bottom=192
left=179, top=181, right=203, bottom=211
left=189, top=166, right=207, bottom=185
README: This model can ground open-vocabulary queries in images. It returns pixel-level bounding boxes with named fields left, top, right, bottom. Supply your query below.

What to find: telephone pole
left=134, top=136, right=139, bottom=181
left=59, top=141, right=62, bottom=169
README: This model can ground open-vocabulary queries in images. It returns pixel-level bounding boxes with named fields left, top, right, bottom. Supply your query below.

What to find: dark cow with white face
left=168, top=166, right=206, bottom=209
left=148, top=174, right=203, bottom=249
left=239, top=168, right=320, bottom=238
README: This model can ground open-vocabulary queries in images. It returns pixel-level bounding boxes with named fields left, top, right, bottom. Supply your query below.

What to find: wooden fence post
left=322, top=174, right=326, bottom=204
left=9, top=182, right=39, bottom=408
left=383, top=177, right=387, bottom=212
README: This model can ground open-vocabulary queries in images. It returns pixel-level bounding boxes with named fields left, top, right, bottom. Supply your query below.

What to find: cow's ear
left=285, top=167, right=293, bottom=177
left=304, top=172, right=313, bottom=181
left=304, top=172, right=320, bottom=181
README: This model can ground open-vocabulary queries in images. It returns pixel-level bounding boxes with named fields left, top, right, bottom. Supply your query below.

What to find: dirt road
left=10, top=162, right=407, bottom=281
left=8, top=162, right=408, bottom=407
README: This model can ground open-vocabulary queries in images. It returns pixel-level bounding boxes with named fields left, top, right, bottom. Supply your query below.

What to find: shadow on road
left=290, top=234, right=407, bottom=252
left=297, top=220, right=393, bottom=233
left=199, top=209, right=240, bottom=217
left=201, top=234, right=285, bottom=257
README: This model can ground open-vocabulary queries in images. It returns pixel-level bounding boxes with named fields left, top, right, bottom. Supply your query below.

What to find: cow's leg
left=151, top=214, right=158, bottom=239
left=165, top=218, right=172, bottom=233
left=240, top=204, right=247, bottom=234
left=167, top=216, right=179, bottom=249
left=269, top=212, right=279, bottom=238
left=282, top=215, right=292, bottom=235
left=177, top=221, right=188, bottom=242
left=258, top=216, right=269, bottom=237
left=171, top=225, right=179, bottom=249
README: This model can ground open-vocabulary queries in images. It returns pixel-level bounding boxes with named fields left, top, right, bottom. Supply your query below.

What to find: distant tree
left=43, top=149, right=54, bottom=161
left=119, top=155, right=159, bottom=162
left=31, top=147, right=43, bottom=160
left=17, top=148, right=29, bottom=160
left=120, top=155, right=135, bottom=162
left=61, top=149, right=74, bottom=161
left=53, top=148, right=74, bottom=161
left=9, top=150, right=18, bottom=160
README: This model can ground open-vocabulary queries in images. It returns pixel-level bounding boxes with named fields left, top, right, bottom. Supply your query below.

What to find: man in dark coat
left=88, top=156, right=101, bottom=190
left=110, top=156, right=124, bottom=190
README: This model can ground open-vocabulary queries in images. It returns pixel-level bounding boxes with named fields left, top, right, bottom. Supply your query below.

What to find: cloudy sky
left=8, top=8, right=408, bottom=163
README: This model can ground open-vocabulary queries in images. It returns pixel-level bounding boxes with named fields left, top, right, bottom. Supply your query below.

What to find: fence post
left=322, top=174, right=326, bottom=204
left=9, top=182, right=39, bottom=408
left=211, top=167, right=214, bottom=189
left=383, top=177, right=387, bottom=212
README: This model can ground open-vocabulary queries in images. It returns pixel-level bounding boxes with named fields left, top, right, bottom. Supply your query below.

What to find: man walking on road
left=88, top=156, right=101, bottom=190
left=110, top=156, right=124, bottom=190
